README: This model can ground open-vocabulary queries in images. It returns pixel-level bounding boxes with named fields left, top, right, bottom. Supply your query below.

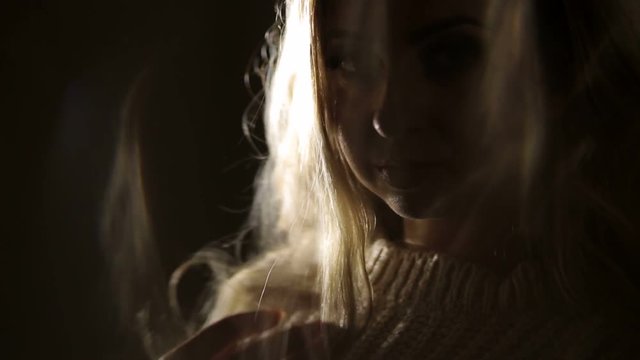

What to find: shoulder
left=207, top=246, right=320, bottom=324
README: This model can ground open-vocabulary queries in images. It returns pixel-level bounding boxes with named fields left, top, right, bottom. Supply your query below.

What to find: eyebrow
left=325, top=16, right=482, bottom=45
left=325, top=29, right=380, bottom=44
left=409, top=16, right=483, bottom=44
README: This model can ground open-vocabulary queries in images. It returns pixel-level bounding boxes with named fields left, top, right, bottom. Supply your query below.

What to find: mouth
left=373, top=161, right=453, bottom=192
left=374, top=160, right=449, bottom=169
left=372, top=151, right=453, bottom=167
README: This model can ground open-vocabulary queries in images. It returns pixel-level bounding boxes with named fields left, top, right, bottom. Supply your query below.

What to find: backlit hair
left=103, top=0, right=640, bottom=357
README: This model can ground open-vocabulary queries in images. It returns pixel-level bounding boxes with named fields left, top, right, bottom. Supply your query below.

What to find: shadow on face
left=322, top=0, right=498, bottom=219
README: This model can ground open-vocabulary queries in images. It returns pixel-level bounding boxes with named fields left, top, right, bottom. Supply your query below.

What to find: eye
left=326, top=53, right=358, bottom=74
left=325, top=45, right=386, bottom=87
left=418, top=33, right=483, bottom=83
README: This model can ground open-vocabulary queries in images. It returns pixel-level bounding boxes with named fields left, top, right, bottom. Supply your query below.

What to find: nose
left=371, top=72, right=399, bottom=139
left=372, top=113, right=392, bottom=138
left=371, top=60, right=420, bottom=139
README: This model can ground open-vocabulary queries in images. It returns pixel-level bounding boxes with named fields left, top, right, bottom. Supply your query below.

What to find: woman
left=108, top=0, right=640, bottom=358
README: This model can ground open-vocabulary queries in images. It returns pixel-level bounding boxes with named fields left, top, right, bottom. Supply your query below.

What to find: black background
left=4, top=0, right=274, bottom=358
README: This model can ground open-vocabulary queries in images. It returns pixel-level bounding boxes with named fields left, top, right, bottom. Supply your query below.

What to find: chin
left=383, top=191, right=452, bottom=219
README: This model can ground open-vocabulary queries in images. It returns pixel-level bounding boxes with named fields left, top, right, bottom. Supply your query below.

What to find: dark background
left=4, top=0, right=274, bottom=358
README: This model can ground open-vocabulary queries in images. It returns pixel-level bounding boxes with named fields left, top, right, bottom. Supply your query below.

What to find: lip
left=373, top=161, right=449, bottom=169
left=374, top=163, right=451, bottom=192
left=377, top=170, right=424, bottom=192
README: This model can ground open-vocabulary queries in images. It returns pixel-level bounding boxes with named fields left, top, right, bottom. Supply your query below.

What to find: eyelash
left=325, top=33, right=483, bottom=85
left=418, top=34, right=484, bottom=83
left=325, top=47, right=386, bottom=86
left=326, top=53, right=357, bottom=73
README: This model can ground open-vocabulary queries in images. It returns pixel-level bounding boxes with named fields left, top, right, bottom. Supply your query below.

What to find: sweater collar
left=366, top=238, right=571, bottom=313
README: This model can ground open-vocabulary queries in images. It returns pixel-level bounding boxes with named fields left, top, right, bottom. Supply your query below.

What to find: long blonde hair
left=103, top=0, right=640, bottom=357
left=245, top=0, right=640, bottom=318
left=252, top=0, right=374, bottom=327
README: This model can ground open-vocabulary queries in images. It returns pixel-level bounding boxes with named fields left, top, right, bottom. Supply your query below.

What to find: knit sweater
left=340, top=238, right=639, bottom=359
left=169, top=239, right=639, bottom=359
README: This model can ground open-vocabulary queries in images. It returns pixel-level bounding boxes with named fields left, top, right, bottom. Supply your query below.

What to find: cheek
left=424, top=78, right=486, bottom=163
left=332, top=86, right=378, bottom=187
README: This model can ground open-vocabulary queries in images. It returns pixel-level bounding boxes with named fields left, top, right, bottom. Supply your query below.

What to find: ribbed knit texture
left=340, top=239, right=639, bottom=359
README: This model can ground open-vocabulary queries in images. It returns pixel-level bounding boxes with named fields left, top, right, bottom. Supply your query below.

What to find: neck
left=375, top=212, right=522, bottom=272
left=403, top=218, right=457, bottom=252
left=371, top=197, right=524, bottom=271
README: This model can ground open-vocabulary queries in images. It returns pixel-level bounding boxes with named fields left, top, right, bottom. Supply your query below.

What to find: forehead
left=323, top=0, right=488, bottom=34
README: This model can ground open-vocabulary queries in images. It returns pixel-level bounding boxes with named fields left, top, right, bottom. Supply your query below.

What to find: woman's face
left=324, top=0, right=490, bottom=219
